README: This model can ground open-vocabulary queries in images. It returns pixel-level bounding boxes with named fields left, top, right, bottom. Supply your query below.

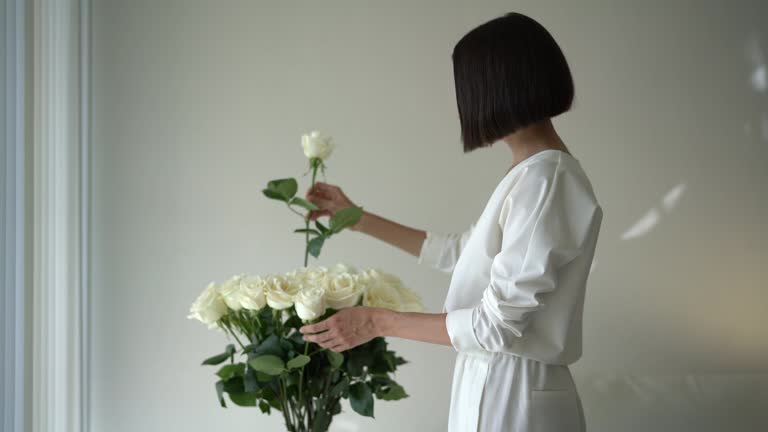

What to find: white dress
left=418, top=149, right=603, bottom=432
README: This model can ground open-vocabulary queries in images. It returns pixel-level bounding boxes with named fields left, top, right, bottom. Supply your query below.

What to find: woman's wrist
left=351, top=210, right=369, bottom=232
left=371, top=307, right=398, bottom=337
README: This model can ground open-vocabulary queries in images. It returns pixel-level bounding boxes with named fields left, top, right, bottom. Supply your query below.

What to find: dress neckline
left=503, top=149, right=579, bottom=178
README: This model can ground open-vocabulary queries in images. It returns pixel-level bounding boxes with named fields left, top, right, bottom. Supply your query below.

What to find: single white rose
left=188, top=282, right=228, bottom=328
left=239, top=275, right=268, bottom=311
left=266, top=274, right=300, bottom=310
left=301, top=131, right=334, bottom=161
left=325, top=272, right=363, bottom=309
left=294, top=286, right=327, bottom=321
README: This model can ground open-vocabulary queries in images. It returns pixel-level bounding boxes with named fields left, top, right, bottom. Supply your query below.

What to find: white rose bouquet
left=189, top=132, right=422, bottom=432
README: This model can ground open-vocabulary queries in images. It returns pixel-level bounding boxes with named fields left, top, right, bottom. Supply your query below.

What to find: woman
left=299, top=12, right=603, bottom=432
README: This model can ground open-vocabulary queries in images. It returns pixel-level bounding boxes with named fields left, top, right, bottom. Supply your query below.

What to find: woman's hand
left=299, top=307, right=391, bottom=352
left=305, top=182, right=358, bottom=222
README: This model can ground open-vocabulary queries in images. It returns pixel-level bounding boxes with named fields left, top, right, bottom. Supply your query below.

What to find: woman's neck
left=502, top=119, right=570, bottom=168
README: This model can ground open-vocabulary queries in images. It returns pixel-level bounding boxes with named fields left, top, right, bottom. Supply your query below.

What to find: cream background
left=90, top=1, right=768, bottom=431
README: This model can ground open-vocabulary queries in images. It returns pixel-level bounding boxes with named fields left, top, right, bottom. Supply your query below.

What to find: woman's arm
left=378, top=309, right=452, bottom=346
left=353, top=211, right=426, bottom=257
left=306, top=182, right=426, bottom=256
left=300, top=307, right=452, bottom=352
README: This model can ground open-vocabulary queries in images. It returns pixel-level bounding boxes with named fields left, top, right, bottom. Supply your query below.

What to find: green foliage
left=205, top=326, right=410, bottom=430
left=312, top=409, right=331, bottom=432
left=262, top=178, right=298, bottom=202
left=326, top=350, right=344, bottom=369
left=215, top=380, right=226, bottom=408
left=294, top=228, right=321, bottom=235
left=329, top=207, right=363, bottom=233
left=248, top=355, right=286, bottom=376
left=201, top=344, right=236, bottom=365
left=216, top=363, right=245, bottom=381
left=286, top=355, right=310, bottom=369
left=315, top=221, right=329, bottom=234
left=258, top=400, right=271, bottom=414
left=349, top=382, right=374, bottom=418
left=244, top=334, right=284, bottom=358
left=329, top=376, right=349, bottom=398
left=229, top=392, right=258, bottom=407
left=306, top=236, right=325, bottom=258
left=289, top=197, right=320, bottom=211
left=378, top=383, right=408, bottom=401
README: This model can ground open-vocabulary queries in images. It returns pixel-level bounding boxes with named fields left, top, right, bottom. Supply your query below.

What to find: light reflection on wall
left=748, top=38, right=767, bottom=93
left=661, top=183, right=686, bottom=212
left=620, top=183, right=687, bottom=241
left=746, top=36, right=768, bottom=142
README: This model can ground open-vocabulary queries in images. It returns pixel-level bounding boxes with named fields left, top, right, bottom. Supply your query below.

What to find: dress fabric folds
left=418, top=150, right=602, bottom=432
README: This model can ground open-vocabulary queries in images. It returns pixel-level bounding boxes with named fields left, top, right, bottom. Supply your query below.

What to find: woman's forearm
left=352, top=210, right=427, bottom=257
left=374, top=308, right=453, bottom=347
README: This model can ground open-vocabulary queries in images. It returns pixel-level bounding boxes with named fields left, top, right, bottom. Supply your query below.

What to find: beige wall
left=90, top=1, right=768, bottom=431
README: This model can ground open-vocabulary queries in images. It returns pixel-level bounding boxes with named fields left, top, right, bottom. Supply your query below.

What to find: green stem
left=223, top=320, right=246, bottom=351
left=254, top=314, right=262, bottom=329
left=304, top=159, right=320, bottom=267
left=275, top=309, right=283, bottom=337
left=286, top=203, right=305, bottom=218
left=296, top=341, right=310, bottom=423
left=286, top=376, right=302, bottom=430
left=278, top=377, right=294, bottom=430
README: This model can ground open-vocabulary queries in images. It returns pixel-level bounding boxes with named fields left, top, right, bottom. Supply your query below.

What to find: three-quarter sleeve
left=417, top=224, right=476, bottom=273
left=445, top=162, right=600, bottom=354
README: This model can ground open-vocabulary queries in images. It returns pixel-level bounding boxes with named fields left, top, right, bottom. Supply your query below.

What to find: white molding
left=31, top=0, right=90, bottom=431
left=2, top=1, right=27, bottom=432
left=79, top=0, right=91, bottom=430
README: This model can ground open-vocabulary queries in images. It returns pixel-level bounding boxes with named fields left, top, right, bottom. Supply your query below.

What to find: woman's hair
left=452, top=12, right=574, bottom=152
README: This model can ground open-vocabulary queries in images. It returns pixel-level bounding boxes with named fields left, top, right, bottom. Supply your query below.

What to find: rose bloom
left=362, top=278, right=404, bottom=311
left=217, top=274, right=247, bottom=311
left=328, top=263, right=357, bottom=276
left=265, top=274, right=300, bottom=310
left=294, top=286, right=327, bottom=321
left=238, top=275, right=268, bottom=311
left=360, top=268, right=402, bottom=287
left=360, top=268, right=424, bottom=312
left=301, top=131, right=334, bottom=161
left=325, top=272, right=363, bottom=309
left=188, top=282, right=228, bottom=328
left=289, top=266, right=331, bottom=294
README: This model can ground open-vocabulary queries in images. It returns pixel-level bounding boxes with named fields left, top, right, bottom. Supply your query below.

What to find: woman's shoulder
left=508, top=151, right=600, bottom=209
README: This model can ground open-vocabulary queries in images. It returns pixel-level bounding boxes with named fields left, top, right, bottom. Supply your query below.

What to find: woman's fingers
left=306, top=183, right=343, bottom=213
left=305, top=182, right=353, bottom=219
left=308, top=209, right=331, bottom=220
left=327, top=343, right=347, bottom=353
left=304, top=330, right=337, bottom=345
left=309, top=182, right=334, bottom=195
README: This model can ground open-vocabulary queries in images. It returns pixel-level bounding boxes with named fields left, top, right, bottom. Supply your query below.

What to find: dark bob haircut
left=452, top=12, right=574, bottom=152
